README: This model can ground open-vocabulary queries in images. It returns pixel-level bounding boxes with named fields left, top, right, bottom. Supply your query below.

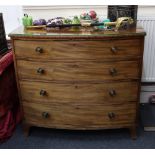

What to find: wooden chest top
left=9, top=26, right=146, bottom=39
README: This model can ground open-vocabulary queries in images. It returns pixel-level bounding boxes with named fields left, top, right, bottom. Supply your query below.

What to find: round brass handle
left=109, top=68, right=117, bottom=76
left=108, top=112, right=115, bottom=119
left=111, top=46, right=117, bottom=53
left=109, top=90, right=116, bottom=97
left=42, top=112, right=49, bottom=118
left=35, top=47, right=43, bottom=53
left=37, top=68, right=44, bottom=74
left=40, top=89, right=47, bottom=96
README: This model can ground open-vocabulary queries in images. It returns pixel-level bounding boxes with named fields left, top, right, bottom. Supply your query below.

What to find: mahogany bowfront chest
left=10, top=26, right=146, bottom=139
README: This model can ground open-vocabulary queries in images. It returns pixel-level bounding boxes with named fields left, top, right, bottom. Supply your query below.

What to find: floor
left=0, top=124, right=155, bottom=149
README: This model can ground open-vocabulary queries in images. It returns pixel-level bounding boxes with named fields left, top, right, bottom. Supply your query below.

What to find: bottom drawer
left=23, top=101, right=136, bottom=129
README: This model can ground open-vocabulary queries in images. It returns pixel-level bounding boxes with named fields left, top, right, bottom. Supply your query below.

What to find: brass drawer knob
left=108, top=112, right=115, bottom=119
left=42, top=112, right=49, bottom=118
left=37, top=68, right=44, bottom=74
left=109, top=90, right=116, bottom=97
left=111, top=46, right=117, bottom=53
left=35, top=47, right=43, bottom=53
left=109, top=68, right=117, bottom=76
left=40, top=89, right=47, bottom=96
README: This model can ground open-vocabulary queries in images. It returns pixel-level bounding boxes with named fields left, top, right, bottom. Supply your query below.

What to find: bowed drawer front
left=16, top=60, right=140, bottom=82
left=14, top=39, right=141, bottom=60
left=19, top=81, right=138, bottom=104
left=23, top=101, right=136, bottom=130
left=10, top=27, right=145, bottom=139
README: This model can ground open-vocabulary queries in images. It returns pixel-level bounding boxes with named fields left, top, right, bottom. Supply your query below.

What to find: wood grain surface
left=23, top=101, right=136, bottom=130
left=10, top=26, right=145, bottom=138
left=16, top=60, right=140, bottom=82
left=14, top=39, right=141, bottom=60
left=19, top=81, right=138, bottom=104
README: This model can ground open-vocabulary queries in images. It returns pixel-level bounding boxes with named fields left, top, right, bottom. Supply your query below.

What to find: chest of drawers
left=10, top=27, right=146, bottom=139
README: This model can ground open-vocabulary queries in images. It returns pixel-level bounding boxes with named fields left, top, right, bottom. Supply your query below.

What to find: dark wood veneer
left=10, top=26, right=146, bottom=139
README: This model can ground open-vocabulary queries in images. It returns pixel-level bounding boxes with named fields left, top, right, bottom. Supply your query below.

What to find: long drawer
left=16, top=60, right=140, bottom=82
left=19, top=81, right=138, bottom=104
left=14, top=39, right=141, bottom=60
left=23, top=101, right=136, bottom=129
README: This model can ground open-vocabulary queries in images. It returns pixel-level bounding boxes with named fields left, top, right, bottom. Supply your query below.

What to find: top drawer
left=14, top=39, right=141, bottom=60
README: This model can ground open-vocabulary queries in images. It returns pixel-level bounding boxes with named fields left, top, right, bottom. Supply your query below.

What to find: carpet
left=0, top=124, right=155, bottom=149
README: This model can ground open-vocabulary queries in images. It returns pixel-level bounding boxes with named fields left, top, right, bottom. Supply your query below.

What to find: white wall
left=23, top=5, right=155, bottom=20
left=23, top=5, right=108, bottom=20
left=138, top=5, right=155, bottom=17
left=0, top=5, right=23, bottom=37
